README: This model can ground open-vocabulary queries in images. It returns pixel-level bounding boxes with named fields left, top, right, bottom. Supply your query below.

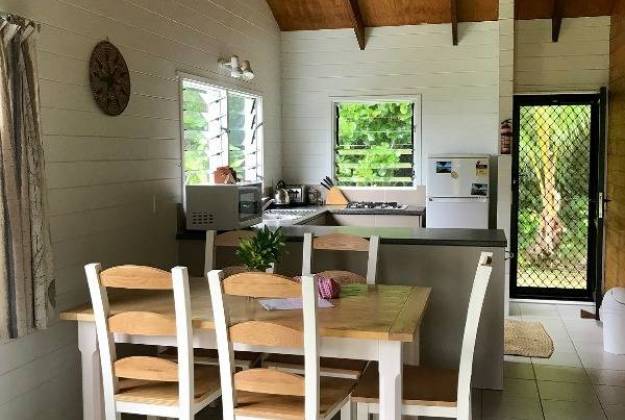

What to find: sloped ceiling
left=265, top=0, right=498, bottom=31
left=266, top=0, right=614, bottom=31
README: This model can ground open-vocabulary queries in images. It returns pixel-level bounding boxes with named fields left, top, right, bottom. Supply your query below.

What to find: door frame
left=510, top=93, right=604, bottom=301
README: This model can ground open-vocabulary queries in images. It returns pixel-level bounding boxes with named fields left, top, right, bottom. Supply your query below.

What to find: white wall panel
left=515, top=17, right=610, bottom=92
left=0, top=0, right=280, bottom=418
left=281, top=22, right=500, bottom=186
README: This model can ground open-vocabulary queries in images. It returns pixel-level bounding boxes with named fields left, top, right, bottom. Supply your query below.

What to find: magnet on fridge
left=476, top=160, right=488, bottom=177
left=436, top=161, right=452, bottom=174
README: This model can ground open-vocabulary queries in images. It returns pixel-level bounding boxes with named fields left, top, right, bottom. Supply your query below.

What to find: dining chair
left=302, top=232, right=380, bottom=285
left=208, top=270, right=356, bottom=420
left=164, top=229, right=264, bottom=369
left=262, top=232, right=380, bottom=380
left=85, top=264, right=221, bottom=420
left=351, top=252, right=494, bottom=420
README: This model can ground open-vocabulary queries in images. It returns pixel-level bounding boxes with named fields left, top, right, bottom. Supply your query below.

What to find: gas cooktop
left=346, top=201, right=408, bottom=210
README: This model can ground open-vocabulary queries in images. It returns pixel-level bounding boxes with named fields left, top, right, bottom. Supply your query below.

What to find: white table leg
left=78, top=322, right=104, bottom=420
left=378, top=341, right=402, bottom=420
left=402, top=327, right=420, bottom=366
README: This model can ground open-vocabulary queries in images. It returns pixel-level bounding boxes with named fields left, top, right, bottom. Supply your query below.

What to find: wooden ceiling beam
left=346, top=0, right=366, bottom=50
left=552, top=0, right=564, bottom=42
left=450, top=0, right=458, bottom=45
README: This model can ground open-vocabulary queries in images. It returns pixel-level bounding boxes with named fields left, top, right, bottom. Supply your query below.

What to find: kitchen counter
left=267, top=225, right=506, bottom=247
left=177, top=219, right=506, bottom=248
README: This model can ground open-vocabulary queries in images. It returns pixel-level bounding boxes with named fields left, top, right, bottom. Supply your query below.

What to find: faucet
left=262, top=198, right=275, bottom=212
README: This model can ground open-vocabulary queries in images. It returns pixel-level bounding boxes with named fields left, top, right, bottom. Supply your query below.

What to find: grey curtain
left=0, top=17, right=55, bottom=340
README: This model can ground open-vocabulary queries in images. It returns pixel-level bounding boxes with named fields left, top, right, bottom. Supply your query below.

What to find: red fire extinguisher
left=500, top=119, right=512, bottom=154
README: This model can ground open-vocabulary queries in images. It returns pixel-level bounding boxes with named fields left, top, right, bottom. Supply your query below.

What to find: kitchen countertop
left=328, top=204, right=425, bottom=216
left=177, top=210, right=506, bottom=248
left=266, top=225, right=506, bottom=247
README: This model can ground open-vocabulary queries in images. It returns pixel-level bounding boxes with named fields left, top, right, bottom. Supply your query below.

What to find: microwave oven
left=185, top=183, right=263, bottom=230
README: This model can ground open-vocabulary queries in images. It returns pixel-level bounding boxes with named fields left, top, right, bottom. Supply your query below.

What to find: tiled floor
left=472, top=301, right=625, bottom=420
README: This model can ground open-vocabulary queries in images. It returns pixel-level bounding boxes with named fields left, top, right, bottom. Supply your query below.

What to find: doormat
left=505, top=320, right=554, bottom=358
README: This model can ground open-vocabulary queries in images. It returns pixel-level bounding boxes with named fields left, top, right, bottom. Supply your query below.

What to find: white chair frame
left=208, top=271, right=352, bottom=420
left=85, top=264, right=220, bottom=420
left=302, top=232, right=380, bottom=284
left=355, top=252, right=493, bottom=420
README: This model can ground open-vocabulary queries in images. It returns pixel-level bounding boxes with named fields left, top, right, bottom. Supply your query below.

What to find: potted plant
left=236, top=226, right=286, bottom=272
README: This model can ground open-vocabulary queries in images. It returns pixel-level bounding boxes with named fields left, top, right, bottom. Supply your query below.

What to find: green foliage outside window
left=183, top=87, right=213, bottom=185
left=228, top=94, right=247, bottom=176
left=336, top=101, right=415, bottom=187
left=182, top=80, right=260, bottom=185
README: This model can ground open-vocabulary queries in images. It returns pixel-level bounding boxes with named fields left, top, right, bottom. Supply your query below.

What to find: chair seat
left=234, top=376, right=355, bottom=420
left=160, top=347, right=261, bottom=369
left=263, top=353, right=367, bottom=378
left=115, top=365, right=221, bottom=406
left=317, top=270, right=367, bottom=285
left=351, top=362, right=458, bottom=407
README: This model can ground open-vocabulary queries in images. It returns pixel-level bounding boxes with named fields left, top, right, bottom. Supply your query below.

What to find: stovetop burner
left=346, top=201, right=407, bottom=210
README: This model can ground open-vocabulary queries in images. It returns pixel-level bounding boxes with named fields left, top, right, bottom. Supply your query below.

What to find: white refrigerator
left=426, top=154, right=491, bottom=228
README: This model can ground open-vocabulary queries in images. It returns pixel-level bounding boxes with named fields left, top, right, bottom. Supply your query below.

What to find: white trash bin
left=600, top=288, right=625, bottom=354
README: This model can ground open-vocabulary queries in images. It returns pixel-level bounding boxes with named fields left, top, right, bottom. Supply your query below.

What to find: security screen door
left=511, top=94, right=603, bottom=301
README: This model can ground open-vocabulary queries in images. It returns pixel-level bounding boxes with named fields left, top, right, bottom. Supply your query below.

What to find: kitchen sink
left=262, top=208, right=322, bottom=225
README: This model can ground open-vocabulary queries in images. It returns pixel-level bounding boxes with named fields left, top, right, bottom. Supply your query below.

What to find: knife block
left=325, top=187, right=349, bottom=205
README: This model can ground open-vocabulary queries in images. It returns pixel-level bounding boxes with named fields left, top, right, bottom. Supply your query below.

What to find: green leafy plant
left=236, top=227, right=286, bottom=272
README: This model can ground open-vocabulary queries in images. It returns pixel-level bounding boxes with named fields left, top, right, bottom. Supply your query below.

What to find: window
left=334, top=99, right=419, bottom=187
left=181, top=77, right=263, bottom=185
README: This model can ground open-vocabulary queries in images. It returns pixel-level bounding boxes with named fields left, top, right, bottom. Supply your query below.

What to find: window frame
left=177, top=72, right=264, bottom=196
left=330, top=95, right=422, bottom=189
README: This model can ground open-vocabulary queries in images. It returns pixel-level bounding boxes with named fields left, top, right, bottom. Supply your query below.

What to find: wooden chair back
left=456, top=252, right=493, bottom=419
left=208, top=271, right=320, bottom=419
left=204, top=230, right=274, bottom=275
left=302, top=232, right=380, bottom=284
left=85, top=264, right=195, bottom=419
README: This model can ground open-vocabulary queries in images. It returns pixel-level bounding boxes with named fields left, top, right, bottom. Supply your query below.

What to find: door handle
left=598, top=192, right=610, bottom=220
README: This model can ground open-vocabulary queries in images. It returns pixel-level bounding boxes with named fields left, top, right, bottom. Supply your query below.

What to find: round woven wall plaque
left=89, top=40, right=130, bottom=116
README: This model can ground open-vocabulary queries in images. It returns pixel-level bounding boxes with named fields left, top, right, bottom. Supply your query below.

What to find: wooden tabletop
left=60, top=279, right=430, bottom=342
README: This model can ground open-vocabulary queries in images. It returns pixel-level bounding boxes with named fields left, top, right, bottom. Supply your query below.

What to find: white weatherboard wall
left=281, top=22, right=500, bottom=188
left=515, top=17, right=610, bottom=92
left=0, top=0, right=280, bottom=418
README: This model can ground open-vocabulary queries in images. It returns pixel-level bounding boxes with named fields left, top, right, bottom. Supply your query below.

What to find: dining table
left=60, top=278, right=431, bottom=420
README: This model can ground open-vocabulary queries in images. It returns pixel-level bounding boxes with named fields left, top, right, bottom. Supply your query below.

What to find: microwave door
left=238, top=187, right=261, bottom=222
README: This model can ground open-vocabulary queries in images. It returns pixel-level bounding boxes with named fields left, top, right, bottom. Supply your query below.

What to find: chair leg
left=356, top=403, right=369, bottom=420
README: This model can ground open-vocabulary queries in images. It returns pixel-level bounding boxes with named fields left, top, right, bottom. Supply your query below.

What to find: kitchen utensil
left=324, top=176, right=335, bottom=187
left=307, top=187, right=322, bottom=205
left=274, top=180, right=291, bottom=205
left=325, top=187, right=349, bottom=205
left=285, top=184, right=307, bottom=205
left=320, top=179, right=332, bottom=190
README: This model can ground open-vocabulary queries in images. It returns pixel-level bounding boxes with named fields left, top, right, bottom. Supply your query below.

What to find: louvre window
left=181, top=78, right=263, bottom=185
left=334, top=101, right=416, bottom=187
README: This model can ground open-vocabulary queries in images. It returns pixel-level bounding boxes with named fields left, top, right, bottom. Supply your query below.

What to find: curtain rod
left=0, top=13, right=41, bottom=33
